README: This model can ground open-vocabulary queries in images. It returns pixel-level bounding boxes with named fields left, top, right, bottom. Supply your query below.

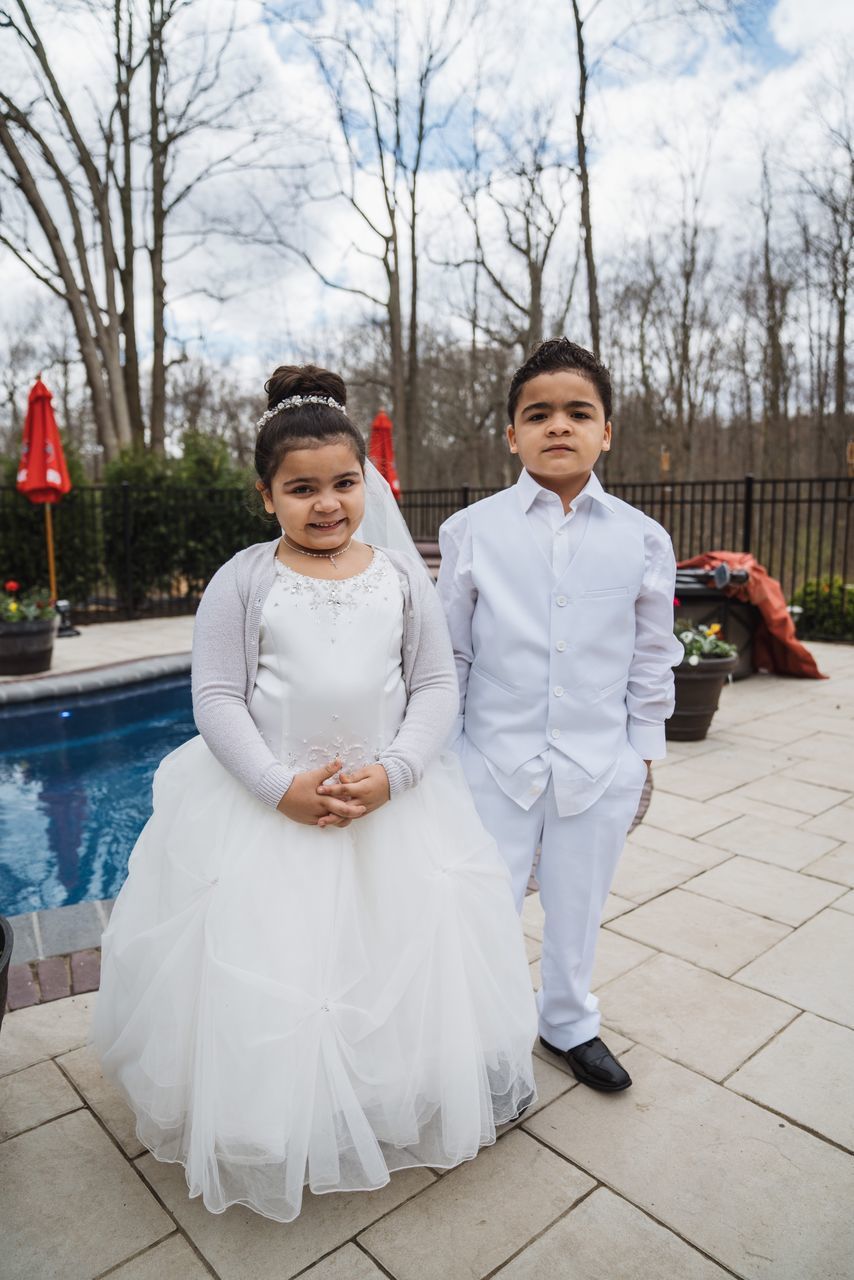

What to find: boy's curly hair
left=507, top=338, right=613, bottom=423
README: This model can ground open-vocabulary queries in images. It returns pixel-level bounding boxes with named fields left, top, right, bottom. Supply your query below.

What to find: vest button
left=554, top=686, right=564, bottom=697
left=556, top=595, right=568, bottom=607
left=556, top=640, right=567, bottom=652
left=550, top=728, right=561, bottom=740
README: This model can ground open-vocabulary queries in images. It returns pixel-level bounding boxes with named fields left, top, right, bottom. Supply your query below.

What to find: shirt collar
left=516, top=467, right=616, bottom=514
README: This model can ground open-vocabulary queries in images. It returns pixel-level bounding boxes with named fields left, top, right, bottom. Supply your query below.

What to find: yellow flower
left=9, top=601, right=18, bottom=613
left=707, top=623, right=721, bottom=635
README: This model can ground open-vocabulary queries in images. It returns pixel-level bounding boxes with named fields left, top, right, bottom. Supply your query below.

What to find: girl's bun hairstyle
left=255, top=363, right=366, bottom=488
left=264, top=364, right=347, bottom=409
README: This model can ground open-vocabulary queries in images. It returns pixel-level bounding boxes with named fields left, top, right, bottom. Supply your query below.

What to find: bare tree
left=0, top=0, right=266, bottom=458
left=796, top=64, right=854, bottom=467
left=446, top=113, right=579, bottom=360
left=240, top=0, right=467, bottom=486
left=566, top=0, right=755, bottom=356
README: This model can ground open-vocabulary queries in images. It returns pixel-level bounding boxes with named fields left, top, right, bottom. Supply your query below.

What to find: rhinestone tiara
left=256, top=394, right=346, bottom=430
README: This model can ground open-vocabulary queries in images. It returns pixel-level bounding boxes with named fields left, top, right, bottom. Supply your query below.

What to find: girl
left=93, top=365, right=537, bottom=1224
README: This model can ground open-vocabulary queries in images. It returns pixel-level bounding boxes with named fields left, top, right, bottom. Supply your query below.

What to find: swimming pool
left=0, top=676, right=195, bottom=915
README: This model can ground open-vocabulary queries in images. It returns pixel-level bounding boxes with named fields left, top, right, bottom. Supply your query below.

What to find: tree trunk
left=148, top=0, right=166, bottom=454
left=116, top=0, right=144, bottom=448
left=571, top=0, right=600, bottom=355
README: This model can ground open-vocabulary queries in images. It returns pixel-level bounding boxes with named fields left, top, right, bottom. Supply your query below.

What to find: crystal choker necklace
left=281, top=533, right=354, bottom=570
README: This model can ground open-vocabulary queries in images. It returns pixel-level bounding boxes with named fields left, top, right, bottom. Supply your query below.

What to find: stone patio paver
left=601, top=892, right=634, bottom=921
left=728, top=774, right=850, bottom=816
left=784, top=731, right=854, bottom=763
left=678, top=742, right=784, bottom=782
left=106, top=1235, right=213, bottom=1280
left=591, top=929, right=655, bottom=988
left=685, top=854, right=845, bottom=926
left=0, top=992, right=95, bottom=1077
left=137, top=1153, right=434, bottom=1280
left=712, top=792, right=817, bottom=827
left=779, top=754, right=854, bottom=794
left=626, top=823, right=732, bottom=869
left=0, top=1059, right=81, bottom=1141
left=804, top=843, right=854, bottom=886
left=727, top=1012, right=854, bottom=1153
left=57, top=1042, right=146, bottom=1157
left=608, top=888, right=790, bottom=976
left=0, top=1110, right=172, bottom=1280
left=734, top=907, right=854, bottom=1027
left=0, top=615, right=194, bottom=686
left=803, top=804, right=853, bottom=844
left=523, top=1043, right=854, bottom=1280
left=299, top=1244, right=389, bottom=1279
left=610, top=843, right=700, bottom=904
left=647, top=761, right=738, bottom=801
left=598, top=952, right=797, bottom=1080
left=2, top=640, right=853, bottom=1279
left=697, top=813, right=839, bottom=870
left=832, top=888, right=854, bottom=914
left=358, top=1129, right=593, bottom=1280
left=640, top=790, right=733, bottom=837
left=493, top=1186, right=731, bottom=1279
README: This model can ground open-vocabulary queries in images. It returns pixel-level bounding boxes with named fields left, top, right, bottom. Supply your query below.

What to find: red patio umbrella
left=16, top=377, right=72, bottom=601
left=368, top=409, right=402, bottom=500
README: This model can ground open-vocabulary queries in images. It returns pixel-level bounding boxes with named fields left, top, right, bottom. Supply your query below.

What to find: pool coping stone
left=5, top=900, right=114, bottom=966
left=0, top=652, right=191, bottom=705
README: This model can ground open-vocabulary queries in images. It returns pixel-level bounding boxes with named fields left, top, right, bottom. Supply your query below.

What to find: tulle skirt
left=92, top=736, right=537, bottom=1222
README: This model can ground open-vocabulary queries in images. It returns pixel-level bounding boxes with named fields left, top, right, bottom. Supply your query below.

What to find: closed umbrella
left=16, top=377, right=72, bottom=606
left=368, top=410, right=402, bottom=500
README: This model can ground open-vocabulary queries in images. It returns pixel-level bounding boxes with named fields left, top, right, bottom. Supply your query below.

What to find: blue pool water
left=0, top=677, right=195, bottom=915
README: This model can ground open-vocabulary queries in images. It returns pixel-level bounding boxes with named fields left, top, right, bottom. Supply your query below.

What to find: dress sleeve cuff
left=257, top=763, right=295, bottom=809
left=627, top=720, right=668, bottom=761
left=379, top=756, right=413, bottom=798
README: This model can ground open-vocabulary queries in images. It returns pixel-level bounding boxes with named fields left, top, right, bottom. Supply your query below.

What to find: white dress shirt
left=439, top=468, right=680, bottom=814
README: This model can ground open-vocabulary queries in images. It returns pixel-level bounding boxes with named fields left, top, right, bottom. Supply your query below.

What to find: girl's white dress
left=93, top=550, right=537, bottom=1222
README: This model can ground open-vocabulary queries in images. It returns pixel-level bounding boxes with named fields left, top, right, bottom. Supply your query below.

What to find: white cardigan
left=191, top=539, right=457, bottom=808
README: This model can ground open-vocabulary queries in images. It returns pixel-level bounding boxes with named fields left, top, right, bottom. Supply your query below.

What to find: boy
left=438, top=339, right=682, bottom=1091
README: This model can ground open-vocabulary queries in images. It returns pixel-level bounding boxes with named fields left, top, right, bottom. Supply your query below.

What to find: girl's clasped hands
left=276, top=759, right=391, bottom=829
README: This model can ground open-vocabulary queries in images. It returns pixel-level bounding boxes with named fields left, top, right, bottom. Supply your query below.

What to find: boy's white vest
left=464, top=486, right=646, bottom=782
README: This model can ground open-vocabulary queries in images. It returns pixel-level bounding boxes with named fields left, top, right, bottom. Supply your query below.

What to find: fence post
left=742, top=473, right=754, bottom=554
left=121, top=481, right=135, bottom=620
left=460, top=485, right=471, bottom=509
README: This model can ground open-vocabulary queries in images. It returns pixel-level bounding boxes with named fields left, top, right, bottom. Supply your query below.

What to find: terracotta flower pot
left=0, top=617, right=56, bottom=675
left=666, top=653, right=738, bottom=741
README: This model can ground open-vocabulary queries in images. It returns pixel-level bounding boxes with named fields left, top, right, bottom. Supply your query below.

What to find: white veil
left=358, top=460, right=427, bottom=572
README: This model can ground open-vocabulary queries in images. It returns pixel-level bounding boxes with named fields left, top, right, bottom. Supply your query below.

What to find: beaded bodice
left=249, top=548, right=407, bottom=776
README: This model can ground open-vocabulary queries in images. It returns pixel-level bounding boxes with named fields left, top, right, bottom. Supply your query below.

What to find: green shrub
left=0, top=453, right=102, bottom=604
left=102, top=440, right=269, bottom=610
left=790, top=576, right=854, bottom=641
left=2, top=439, right=273, bottom=615
left=171, top=433, right=270, bottom=594
left=101, top=450, right=177, bottom=609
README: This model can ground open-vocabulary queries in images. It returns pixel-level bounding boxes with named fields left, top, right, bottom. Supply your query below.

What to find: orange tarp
left=677, top=551, right=826, bottom=680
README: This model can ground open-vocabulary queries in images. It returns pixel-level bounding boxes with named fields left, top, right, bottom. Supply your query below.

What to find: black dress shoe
left=539, top=1036, right=632, bottom=1092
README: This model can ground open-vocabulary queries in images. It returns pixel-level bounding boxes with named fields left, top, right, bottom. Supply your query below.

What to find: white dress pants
left=459, top=737, right=648, bottom=1051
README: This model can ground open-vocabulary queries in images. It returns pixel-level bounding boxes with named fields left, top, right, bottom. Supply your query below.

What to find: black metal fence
left=2, top=474, right=852, bottom=635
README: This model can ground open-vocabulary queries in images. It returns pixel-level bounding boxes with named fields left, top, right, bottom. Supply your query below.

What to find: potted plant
left=666, top=618, right=738, bottom=741
left=0, top=579, right=58, bottom=675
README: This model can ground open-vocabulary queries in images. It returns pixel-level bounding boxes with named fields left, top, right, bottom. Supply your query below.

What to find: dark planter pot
left=0, top=915, right=13, bottom=1034
left=0, top=617, right=56, bottom=675
left=666, top=654, right=739, bottom=741
left=674, top=594, right=759, bottom=681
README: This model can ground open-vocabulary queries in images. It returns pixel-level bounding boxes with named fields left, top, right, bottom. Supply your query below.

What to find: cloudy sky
left=1, top=0, right=851, bottom=393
